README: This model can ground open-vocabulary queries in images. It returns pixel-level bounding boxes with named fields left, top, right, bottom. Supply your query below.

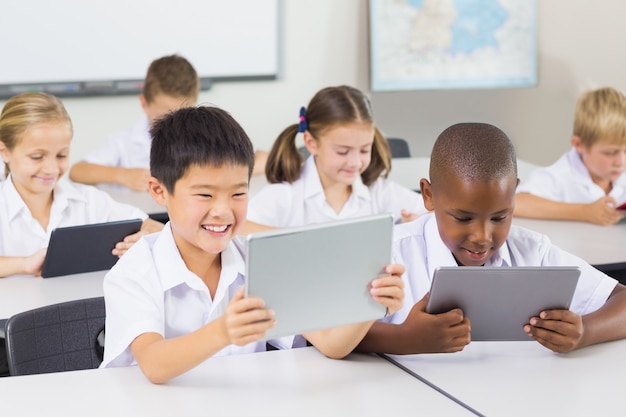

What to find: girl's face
left=304, top=123, right=375, bottom=188
left=0, top=121, right=72, bottom=197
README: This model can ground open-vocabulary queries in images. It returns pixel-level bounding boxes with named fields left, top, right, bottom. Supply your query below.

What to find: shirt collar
left=301, top=155, right=371, bottom=201
left=154, top=223, right=245, bottom=294
left=1, top=176, right=86, bottom=222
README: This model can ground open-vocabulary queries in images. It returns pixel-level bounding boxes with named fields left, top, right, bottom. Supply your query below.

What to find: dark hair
left=430, top=122, right=517, bottom=189
left=265, top=85, right=392, bottom=186
left=143, top=54, right=199, bottom=103
left=150, top=106, right=255, bottom=193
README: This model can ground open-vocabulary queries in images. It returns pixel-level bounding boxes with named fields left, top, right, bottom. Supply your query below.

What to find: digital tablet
left=41, top=218, right=143, bottom=278
left=245, top=214, right=393, bottom=339
left=425, top=266, right=581, bottom=341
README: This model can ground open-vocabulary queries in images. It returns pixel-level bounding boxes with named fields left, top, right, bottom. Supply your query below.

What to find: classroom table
left=0, top=270, right=105, bottom=320
left=0, top=347, right=474, bottom=416
left=385, top=338, right=626, bottom=417
left=513, top=217, right=626, bottom=276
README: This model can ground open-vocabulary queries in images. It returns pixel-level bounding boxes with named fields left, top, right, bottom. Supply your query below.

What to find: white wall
left=2, top=1, right=626, bottom=168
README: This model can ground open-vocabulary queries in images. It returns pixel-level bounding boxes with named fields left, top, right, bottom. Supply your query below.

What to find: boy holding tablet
left=100, top=105, right=405, bottom=383
left=357, top=122, right=626, bottom=355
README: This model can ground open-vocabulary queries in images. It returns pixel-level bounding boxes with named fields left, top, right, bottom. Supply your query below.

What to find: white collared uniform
left=387, top=213, right=617, bottom=325
left=100, top=225, right=268, bottom=367
left=516, top=147, right=626, bottom=203
left=83, top=116, right=152, bottom=193
left=248, top=156, right=427, bottom=227
left=0, top=177, right=147, bottom=261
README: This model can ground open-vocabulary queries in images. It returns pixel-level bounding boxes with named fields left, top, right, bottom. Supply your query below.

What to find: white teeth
left=203, top=225, right=228, bottom=232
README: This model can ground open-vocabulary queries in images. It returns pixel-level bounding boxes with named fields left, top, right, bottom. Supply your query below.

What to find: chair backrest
left=5, top=297, right=105, bottom=376
left=387, top=137, right=411, bottom=158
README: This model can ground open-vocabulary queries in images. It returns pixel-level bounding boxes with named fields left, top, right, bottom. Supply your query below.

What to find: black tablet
left=41, top=219, right=143, bottom=278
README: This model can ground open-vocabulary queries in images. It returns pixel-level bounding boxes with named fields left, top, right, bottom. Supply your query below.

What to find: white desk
left=0, top=270, right=105, bottom=319
left=386, top=339, right=626, bottom=417
left=0, top=347, right=474, bottom=416
left=513, top=218, right=626, bottom=267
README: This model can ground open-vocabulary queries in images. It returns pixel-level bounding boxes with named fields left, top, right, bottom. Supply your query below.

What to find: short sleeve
left=247, top=183, right=297, bottom=227
left=371, top=178, right=428, bottom=223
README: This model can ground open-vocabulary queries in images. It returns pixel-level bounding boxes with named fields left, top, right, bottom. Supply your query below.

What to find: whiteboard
left=0, top=0, right=279, bottom=97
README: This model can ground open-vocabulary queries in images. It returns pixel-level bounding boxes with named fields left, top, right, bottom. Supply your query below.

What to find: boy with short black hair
left=515, top=87, right=626, bottom=225
left=358, top=122, right=626, bottom=355
left=100, top=105, right=405, bottom=383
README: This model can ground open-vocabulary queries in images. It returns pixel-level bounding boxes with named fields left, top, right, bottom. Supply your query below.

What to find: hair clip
left=297, top=106, right=308, bottom=133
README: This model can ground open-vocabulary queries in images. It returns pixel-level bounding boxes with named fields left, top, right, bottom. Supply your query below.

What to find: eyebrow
left=452, top=208, right=512, bottom=216
left=189, top=182, right=249, bottom=190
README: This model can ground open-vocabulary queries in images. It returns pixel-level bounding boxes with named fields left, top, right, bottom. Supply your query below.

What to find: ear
left=420, top=178, right=435, bottom=211
left=571, top=135, right=586, bottom=153
left=139, top=94, right=149, bottom=113
left=303, top=131, right=318, bottom=156
left=148, top=176, right=168, bottom=207
left=0, top=142, right=8, bottom=163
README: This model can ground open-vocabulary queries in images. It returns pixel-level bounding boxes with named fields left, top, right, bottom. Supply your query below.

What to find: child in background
left=242, top=85, right=426, bottom=233
left=69, top=54, right=268, bottom=193
left=100, top=105, right=405, bottom=384
left=0, top=92, right=163, bottom=278
left=515, top=87, right=626, bottom=225
left=358, top=122, right=626, bottom=355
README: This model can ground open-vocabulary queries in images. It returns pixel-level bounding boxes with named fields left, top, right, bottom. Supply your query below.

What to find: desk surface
left=1, top=347, right=473, bottom=416
left=513, top=217, right=626, bottom=266
left=0, top=270, right=105, bottom=319
left=387, top=338, right=626, bottom=417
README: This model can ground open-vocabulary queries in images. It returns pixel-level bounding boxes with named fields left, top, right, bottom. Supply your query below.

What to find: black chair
left=5, top=297, right=105, bottom=376
left=387, top=137, right=411, bottom=158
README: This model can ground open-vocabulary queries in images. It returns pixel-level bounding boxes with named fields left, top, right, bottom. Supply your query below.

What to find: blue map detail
left=450, top=0, right=508, bottom=54
left=407, top=0, right=425, bottom=8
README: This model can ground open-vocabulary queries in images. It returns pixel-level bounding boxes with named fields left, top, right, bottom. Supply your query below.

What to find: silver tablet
left=425, top=266, right=581, bottom=341
left=41, top=219, right=143, bottom=278
left=245, top=214, right=393, bottom=339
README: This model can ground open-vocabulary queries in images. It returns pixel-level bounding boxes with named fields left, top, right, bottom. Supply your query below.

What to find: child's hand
left=400, top=209, right=420, bottom=223
left=523, top=309, right=583, bottom=353
left=112, top=219, right=163, bottom=257
left=223, top=288, right=275, bottom=346
left=122, top=168, right=151, bottom=192
left=370, top=264, right=405, bottom=315
left=401, top=292, right=471, bottom=353
left=588, top=196, right=624, bottom=225
left=24, top=248, right=47, bottom=276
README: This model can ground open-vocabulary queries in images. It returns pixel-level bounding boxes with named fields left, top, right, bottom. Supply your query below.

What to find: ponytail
left=265, top=124, right=304, bottom=183
left=360, top=127, right=391, bottom=185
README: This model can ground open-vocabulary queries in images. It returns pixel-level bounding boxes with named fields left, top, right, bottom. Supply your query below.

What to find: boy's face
left=304, top=123, right=374, bottom=188
left=150, top=163, right=249, bottom=265
left=141, top=94, right=195, bottom=125
left=572, top=136, right=626, bottom=186
left=0, top=121, right=71, bottom=198
left=421, top=172, right=518, bottom=266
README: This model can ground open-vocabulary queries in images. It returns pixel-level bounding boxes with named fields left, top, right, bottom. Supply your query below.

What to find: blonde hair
left=265, top=85, right=392, bottom=186
left=143, top=54, right=200, bottom=104
left=574, top=87, right=626, bottom=147
left=0, top=92, right=72, bottom=177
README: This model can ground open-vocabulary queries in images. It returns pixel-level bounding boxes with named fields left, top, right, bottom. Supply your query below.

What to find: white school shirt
left=100, top=225, right=268, bottom=368
left=83, top=116, right=152, bottom=193
left=247, top=156, right=427, bottom=227
left=516, top=147, right=626, bottom=203
left=0, top=176, right=147, bottom=260
left=386, top=213, right=617, bottom=325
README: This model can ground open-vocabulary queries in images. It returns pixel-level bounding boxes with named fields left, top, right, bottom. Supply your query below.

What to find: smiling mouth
left=202, top=224, right=229, bottom=233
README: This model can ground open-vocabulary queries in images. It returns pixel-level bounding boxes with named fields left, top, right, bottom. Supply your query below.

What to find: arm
left=356, top=292, right=471, bottom=354
left=515, top=192, right=624, bottom=225
left=0, top=248, right=47, bottom=278
left=304, top=265, right=405, bottom=359
left=252, top=150, right=269, bottom=176
left=525, top=284, right=626, bottom=353
left=69, top=161, right=151, bottom=192
left=131, top=288, right=275, bottom=384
